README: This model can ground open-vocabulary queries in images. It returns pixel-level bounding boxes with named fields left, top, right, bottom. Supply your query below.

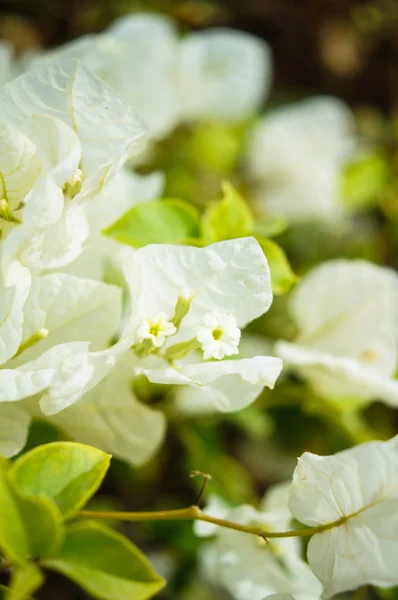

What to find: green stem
left=76, top=505, right=347, bottom=540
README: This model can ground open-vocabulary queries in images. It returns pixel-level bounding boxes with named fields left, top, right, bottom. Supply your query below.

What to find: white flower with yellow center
left=136, top=314, right=176, bottom=348
left=197, top=312, right=241, bottom=360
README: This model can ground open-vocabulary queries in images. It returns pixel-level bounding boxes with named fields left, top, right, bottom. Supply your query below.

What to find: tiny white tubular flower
left=135, top=313, right=177, bottom=348
left=275, top=260, right=398, bottom=406
left=195, top=483, right=323, bottom=600
left=177, top=28, right=272, bottom=122
left=245, top=97, right=356, bottom=222
left=119, top=237, right=283, bottom=412
left=289, top=436, right=398, bottom=597
left=196, top=311, right=241, bottom=360
left=0, top=58, right=148, bottom=282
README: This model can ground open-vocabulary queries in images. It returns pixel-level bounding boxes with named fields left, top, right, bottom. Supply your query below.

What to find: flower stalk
left=76, top=505, right=348, bottom=540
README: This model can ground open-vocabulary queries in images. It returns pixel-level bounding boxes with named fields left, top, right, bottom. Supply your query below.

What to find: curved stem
left=76, top=505, right=347, bottom=540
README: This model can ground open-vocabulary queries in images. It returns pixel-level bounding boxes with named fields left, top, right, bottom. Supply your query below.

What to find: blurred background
left=0, top=1, right=398, bottom=599
left=0, top=0, right=397, bottom=110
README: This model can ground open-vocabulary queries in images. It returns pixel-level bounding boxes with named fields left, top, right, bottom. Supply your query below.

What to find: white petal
left=18, top=273, right=121, bottom=361
left=41, top=353, right=165, bottom=465
left=0, top=121, right=41, bottom=212
left=276, top=341, right=398, bottom=406
left=289, top=438, right=398, bottom=596
left=178, top=28, right=272, bottom=121
left=0, top=277, right=30, bottom=364
left=0, top=59, right=149, bottom=194
left=2, top=202, right=90, bottom=279
left=0, top=404, right=31, bottom=458
left=246, top=96, right=355, bottom=182
left=103, top=14, right=179, bottom=138
left=201, top=504, right=322, bottom=600
left=24, top=115, right=81, bottom=227
left=144, top=356, right=283, bottom=412
left=289, top=260, right=398, bottom=374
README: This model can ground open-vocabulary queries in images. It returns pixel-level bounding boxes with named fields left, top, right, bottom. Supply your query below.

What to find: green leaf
left=42, top=521, right=165, bottom=600
left=9, top=442, right=110, bottom=519
left=5, top=562, right=43, bottom=600
left=12, top=489, right=65, bottom=558
left=0, top=461, right=29, bottom=565
left=258, top=237, right=298, bottom=295
left=201, top=182, right=253, bottom=243
left=252, top=214, right=288, bottom=238
left=341, top=153, right=388, bottom=211
left=104, top=198, right=200, bottom=247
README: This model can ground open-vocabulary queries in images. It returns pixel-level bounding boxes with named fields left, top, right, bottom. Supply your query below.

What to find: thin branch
left=76, top=506, right=348, bottom=540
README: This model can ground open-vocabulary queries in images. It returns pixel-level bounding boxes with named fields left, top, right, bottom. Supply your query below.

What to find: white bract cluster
left=245, top=97, right=356, bottom=222
left=275, top=260, right=398, bottom=406
left=196, top=435, right=398, bottom=599
left=25, top=13, right=272, bottom=140
left=196, top=484, right=323, bottom=600
left=0, top=61, right=282, bottom=462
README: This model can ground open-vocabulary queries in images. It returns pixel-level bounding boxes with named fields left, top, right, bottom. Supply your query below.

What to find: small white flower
left=197, top=312, right=241, bottom=360
left=135, top=313, right=176, bottom=348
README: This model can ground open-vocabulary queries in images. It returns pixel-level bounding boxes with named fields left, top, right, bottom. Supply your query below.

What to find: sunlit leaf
left=104, top=198, right=200, bottom=246
left=9, top=442, right=110, bottom=519
left=201, top=182, right=253, bottom=243
left=0, top=461, right=28, bottom=565
left=342, top=153, right=388, bottom=211
left=42, top=521, right=165, bottom=600
left=258, top=237, right=298, bottom=295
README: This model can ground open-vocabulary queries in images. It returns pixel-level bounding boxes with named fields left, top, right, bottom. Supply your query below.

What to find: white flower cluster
left=23, top=13, right=272, bottom=140
left=245, top=97, right=357, bottom=222
left=0, top=58, right=282, bottom=463
left=275, top=259, right=398, bottom=407
left=197, top=435, right=398, bottom=599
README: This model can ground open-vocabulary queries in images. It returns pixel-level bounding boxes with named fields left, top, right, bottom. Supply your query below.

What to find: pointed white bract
left=0, top=58, right=148, bottom=282
left=195, top=483, right=323, bottom=600
left=289, top=437, right=398, bottom=597
left=177, top=28, right=272, bottom=122
left=275, top=259, right=398, bottom=406
left=245, top=97, right=356, bottom=222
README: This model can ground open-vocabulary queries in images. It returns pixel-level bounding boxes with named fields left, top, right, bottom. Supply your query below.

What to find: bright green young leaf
left=104, top=198, right=200, bottom=247
left=0, top=461, right=29, bottom=566
left=258, top=237, right=298, bottom=295
left=252, top=214, right=288, bottom=238
left=12, top=489, right=65, bottom=558
left=201, top=182, right=253, bottom=243
left=341, top=153, right=389, bottom=211
left=6, top=562, right=44, bottom=600
left=42, top=521, right=165, bottom=600
left=9, top=442, right=110, bottom=519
